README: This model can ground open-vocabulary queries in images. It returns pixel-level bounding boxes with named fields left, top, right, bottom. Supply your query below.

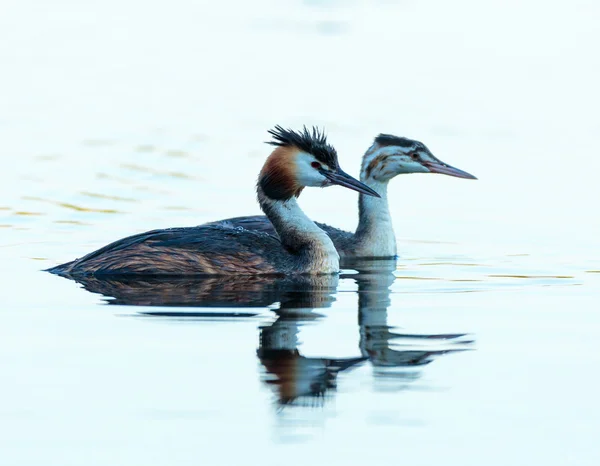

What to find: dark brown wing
left=208, top=216, right=278, bottom=235
left=47, top=225, right=299, bottom=276
left=209, top=215, right=355, bottom=256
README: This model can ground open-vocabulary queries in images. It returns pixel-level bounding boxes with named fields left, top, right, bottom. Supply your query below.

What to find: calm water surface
left=1, top=0, right=599, bottom=465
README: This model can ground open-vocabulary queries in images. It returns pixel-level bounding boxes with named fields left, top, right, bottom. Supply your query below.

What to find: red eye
left=311, top=162, right=322, bottom=169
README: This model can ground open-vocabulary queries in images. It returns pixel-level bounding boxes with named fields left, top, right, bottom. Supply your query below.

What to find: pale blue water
left=1, top=1, right=599, bottom=465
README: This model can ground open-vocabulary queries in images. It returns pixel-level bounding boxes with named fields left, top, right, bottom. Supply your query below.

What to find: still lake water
left=1, top=0, right=599, bottom=465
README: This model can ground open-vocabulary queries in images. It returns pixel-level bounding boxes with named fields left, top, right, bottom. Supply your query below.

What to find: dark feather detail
left=374, top=134, right=428, bottom=152
left=209, top=215, right=355, bottom=258
left=267, top=125, right=338, bottom=168
left=259, top=172, right=297, bottom=201
left=45, top=225, right=312, bottom=276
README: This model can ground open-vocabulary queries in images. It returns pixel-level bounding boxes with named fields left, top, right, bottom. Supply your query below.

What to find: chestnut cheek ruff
left=258, top=146, right=304, bottom=201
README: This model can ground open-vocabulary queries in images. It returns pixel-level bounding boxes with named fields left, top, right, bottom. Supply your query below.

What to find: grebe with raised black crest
left=47, top=126, right=379, bottom=277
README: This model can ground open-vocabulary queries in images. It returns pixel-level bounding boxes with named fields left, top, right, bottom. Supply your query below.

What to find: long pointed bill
left=322, top=169, right=381, bottom=197
left=423, top=161, right=477, bottom=180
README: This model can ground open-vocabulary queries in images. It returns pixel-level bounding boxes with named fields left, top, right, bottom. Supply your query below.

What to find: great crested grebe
left=210, top=134, right=476, bottom=258
left=47, top=126, right=380, bottom=277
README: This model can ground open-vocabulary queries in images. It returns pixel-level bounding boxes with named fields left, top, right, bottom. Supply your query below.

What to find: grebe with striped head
left=212, top=134, right=476, bottom=259
left=47, top=126, right=379, bottom=277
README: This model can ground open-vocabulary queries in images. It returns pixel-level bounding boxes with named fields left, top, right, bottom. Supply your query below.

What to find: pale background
left=0, top=1, right=598, bottom=465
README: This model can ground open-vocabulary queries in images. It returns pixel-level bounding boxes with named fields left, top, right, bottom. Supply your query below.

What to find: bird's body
left=47, top=126, right=379, bottom=277
left=48, top=225, right=307, bottom=276
left=209, top=134, right=477, bottom=259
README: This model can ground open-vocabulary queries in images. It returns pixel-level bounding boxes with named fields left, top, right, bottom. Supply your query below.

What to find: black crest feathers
left=267, top=125, right=338, bottom=168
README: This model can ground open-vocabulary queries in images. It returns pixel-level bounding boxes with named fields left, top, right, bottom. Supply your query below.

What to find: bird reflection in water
left=58, top=262, right=472, bottom=406
left=256, top=274, right=366, bottom=407
left=345, top=258, right=472, bottom=391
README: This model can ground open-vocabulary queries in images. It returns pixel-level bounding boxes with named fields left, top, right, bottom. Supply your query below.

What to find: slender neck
left=354, top=179, right=397, bottom=257
left=257, top=186, right=339, bottom=273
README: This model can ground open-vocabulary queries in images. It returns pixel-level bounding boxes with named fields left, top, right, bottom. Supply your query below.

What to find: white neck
left=354, top=180, right=397, bottom=257
left=258, top=188, right=339, bottom=274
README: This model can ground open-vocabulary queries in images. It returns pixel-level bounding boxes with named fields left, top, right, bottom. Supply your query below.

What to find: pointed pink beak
left=423, top=161, right=477, bottom=180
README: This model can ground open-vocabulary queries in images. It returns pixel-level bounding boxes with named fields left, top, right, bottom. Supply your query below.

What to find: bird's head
left=361, top=134, right=477, bottom=182
left=259, top=125, right=380, bottom=201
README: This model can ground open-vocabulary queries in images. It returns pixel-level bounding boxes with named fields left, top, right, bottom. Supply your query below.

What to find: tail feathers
left=44, top=260, right=77, bottom=276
